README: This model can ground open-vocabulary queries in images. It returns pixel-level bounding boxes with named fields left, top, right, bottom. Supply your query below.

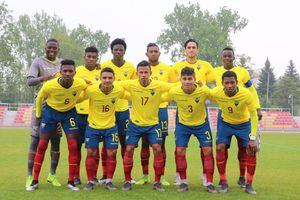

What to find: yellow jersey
left=75, top=65, right=101, bottom=114
left=117, top=79, right=173, bottom=126
left=213, top=66, right=261, bottom=109
left=173, top=59, right=214, bottom=84
left=150, top=62, right=177, bottom=108
left=164, top=84, right=210, bottom=126
left=80, top=83, right=128, bottom=129
left=101, top=60, right=136, bottom=112
left=36, top=77, right=87, bottom=118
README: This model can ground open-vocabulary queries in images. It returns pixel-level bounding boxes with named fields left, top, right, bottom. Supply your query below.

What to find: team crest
left=95, top=75, right=100, bottom=81
left=72, top=91, right=77, bottom=96
left=150, top=89, right=155, bottom=96
left=234, top=100, right=239, bottom=106
left=123, top=71, right=128, bottom=77
left=195, top=97, right=200, bottom=103
left=111, top=98, right=116, bottom=104
left=196, top=64, right=201, bottom=70
left=159, top=69, right=163, bottom=75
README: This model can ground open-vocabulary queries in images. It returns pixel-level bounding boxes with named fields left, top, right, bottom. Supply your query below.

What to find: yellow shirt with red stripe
left=213, top=66, right=261, bottom=109
left=101, top=60, right=136, bottom=112
left=150, top=62, right=177, bottom=108
left=173, top=59, right=214, bottom=84
left=164, top=84, right=210, bottom=126
left=117, top=79, right=173, bottom=126
left=75, top=65, right=101, bottom=114
left=80, top=83, right=128, bottom=129
left=36, top=77, right=87, bottom=118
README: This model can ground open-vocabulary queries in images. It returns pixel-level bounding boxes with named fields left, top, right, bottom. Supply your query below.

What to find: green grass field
left=0, top=128, right=299, bottom=200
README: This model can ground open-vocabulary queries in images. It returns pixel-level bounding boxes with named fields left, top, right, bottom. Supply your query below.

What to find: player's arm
left=205, top=63, right=215, bottom=83
left=168, top=67, right=179, bottom=83
left=161, top=92, right=171, bottom=103
left=115, top=80, right=133, bottom=91
left=35, top=84, right=49, bottom=118
left=27, top=58, right=55, bottom=86
left=76, top=81, right=89, bottom=103
left=247, top=95, right=259, bottom=154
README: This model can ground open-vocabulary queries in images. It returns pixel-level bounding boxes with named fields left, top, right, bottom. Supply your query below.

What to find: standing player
left=210, top=71, right=258, bottom=195
left=172, top=38, right=214, bottom=185
left=74, top=46, right=101, bottom=185
left=213, top=47, right=262, bottom=187
left=78, top=68, right=130, bottom=191
left=118, top=61, right=173, bottom=192
left=162, top=67, right=217, bottom=193
left=26, top=60, right=87, bottom=191
left=100, top=38, right=136, bottom=184
left=26, top=38, right=62, bottom=188
left=136, top=43, right=177, bottom=186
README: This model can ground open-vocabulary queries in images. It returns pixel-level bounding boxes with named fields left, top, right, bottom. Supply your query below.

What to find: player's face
left=146, top=46, right=160, bottom=62
left=112, top=44, right=125, bottom=60
left=222, top=50, right=234, bottom=66
left=60, top=65, right=75, bottom=81
left=180, top=75, right=195, bottom=89
left=137, top=66, right=151, bottom=82
left=84, top=52, right=98, bottom=68
left=45, top=42, right=59, bottom=61
left=101, top=72, right=115, bottom=87
left=184, top=42, right=198, bottom=58
left=222, top=77, right=237, bottom=95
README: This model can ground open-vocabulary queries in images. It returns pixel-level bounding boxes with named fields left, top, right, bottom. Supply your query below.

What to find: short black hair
left=146, top=43, right=159, bottom=52
left=184, top=39, right=198, bottom=48
left=137, top=60, right=151, bottom=70
left=46, top=38, right=59, bottom=45
left=181, top=66, right=195, bottom=77
left=85, top=46, right=99, bottom=54
left=222, top=71, right=237, bottom=81
left=110, top=38, right=127, bottom=51
left=222, top=46, right=235, bottom=56
left=60, top=59, right=75, bottom=70
left=101, top=67, right=115, bottom=76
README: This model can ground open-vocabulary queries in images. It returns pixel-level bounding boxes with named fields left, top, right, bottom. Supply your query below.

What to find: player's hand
left=41, top=74, right=56, bottom=82
left=257, top=109, right=263, bottom=121
left=196, top=80, right=203, bottom=87
left=83, top=78, right=92, bottom=85
left=248, top=140, right=257, bottom=155
left=95, top=63, right=101, bottom=70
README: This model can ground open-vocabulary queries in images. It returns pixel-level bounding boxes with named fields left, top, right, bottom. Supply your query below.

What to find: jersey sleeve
left=35, top=84, right=49, bottom=118
left=28, top=58, right=40, bottom=78
left=116, top=80, right=133, bottom=90
left=168, top=67, right=178, bottom=83
left=205, top=62, right=215, bottom=83
left=249, top=110, right=258, bottom=137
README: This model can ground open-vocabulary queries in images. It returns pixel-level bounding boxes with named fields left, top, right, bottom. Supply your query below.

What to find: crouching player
left=210, top=71, right=258, bottom=195
left=162, top=67, right=217, bottom=193
left=78, top=68, right=130, bottom=191
left=26, top=60, right=87, bottom=191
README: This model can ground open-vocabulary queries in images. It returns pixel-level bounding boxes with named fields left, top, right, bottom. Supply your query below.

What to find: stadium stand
left=0, top=104, right=8, bottom=125
left=13, top=105, right=32, bottom=126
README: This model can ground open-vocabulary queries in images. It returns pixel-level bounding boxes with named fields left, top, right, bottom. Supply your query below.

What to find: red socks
left=123, top=151, right=133, bottom=181
left=67, top=138, right=78, bottom=182
left=238, top=140, right=247, bottom=177
left=106, top=155, right=117, bottom=179
left=101, top=147, right=107, bottom=178
left=85, top=155, right=96, bottom=181
left=175, top=148, right=187, bottom=180
left=162, top=147, right=167, bottom=175
left=203, top=152, right=214, bottom=183
left=33, top=139, right=49, bottom=180
left=75, top=147, right=81, bottom=178
left=141, top=147, right=150, bottom=175
left=246, top=151, right=257, bottom=184
left=153, top=152, right=164, bottom=182
left=216, top=148, right=228, bottom=183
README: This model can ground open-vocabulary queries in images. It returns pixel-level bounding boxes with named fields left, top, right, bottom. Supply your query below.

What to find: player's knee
left=217, top=143, right=226, bottom=151
left=29, top=136, right=39, bottom=151
left=152, top=143, right=162, bottom=154
left=202, top=146, right=212, bottom=155
left=106, top=148, right=117, bottom=157
left=175, top=147, right=186, bottom=155
left=125, top=145, right=135, bottom=155
left=87, top=148, right=97, bottom=157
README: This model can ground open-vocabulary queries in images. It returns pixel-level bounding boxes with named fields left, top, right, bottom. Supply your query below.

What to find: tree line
left=0, top=2, right=299, bottom=115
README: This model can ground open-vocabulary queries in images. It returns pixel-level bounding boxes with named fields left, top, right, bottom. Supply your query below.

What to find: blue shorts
left=77, top=114, right=88, bottom=144
left=174, top=121, right=213, bottom=147
left=85, top=125, right=118, bottom=149
left=126, top=122, right=162, bottom=146
left=115, top=110, right=129, bottom=135
left=40, top=104, right=78, bottom=134
left=216, top=119, right=251, bottom=148
left=159, top=108, right=168, bottom=136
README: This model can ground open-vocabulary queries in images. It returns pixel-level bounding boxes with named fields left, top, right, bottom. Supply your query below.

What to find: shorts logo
left=111, top=98, right=116, bottom=104
left=126, top=135, right=129, bottom=140
left=150, top=89, right=155, bottom=96
left=123, top=71, right=128, bottom=77
left=159, top=69, right=163, bottom=75
left=72, top=91, right=77, bottom=96
left=41, top=123, right=46, bottom=128
left=85, top=138, right=90, bottom=143
left=234, top=100, right=239, bottom=106
left=195, top=97, right=200, bottom=103
left=196, top=64, right=201, bottom=70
